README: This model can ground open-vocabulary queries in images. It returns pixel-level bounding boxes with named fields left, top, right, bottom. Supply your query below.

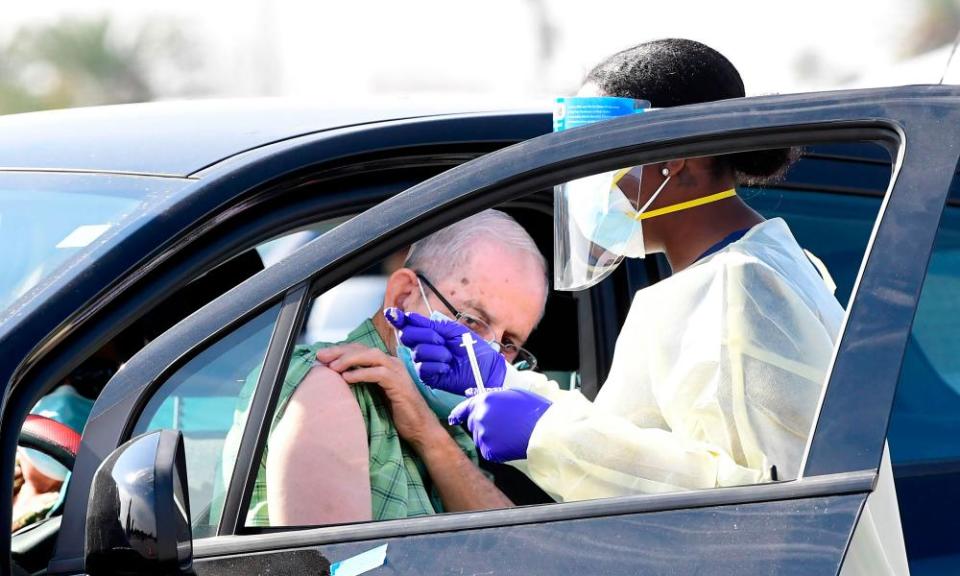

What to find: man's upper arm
left=266, top=365, right=371, bottom=525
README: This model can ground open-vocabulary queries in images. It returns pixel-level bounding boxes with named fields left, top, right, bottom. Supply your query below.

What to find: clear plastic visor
left=554, top=167, right=643, bottom=291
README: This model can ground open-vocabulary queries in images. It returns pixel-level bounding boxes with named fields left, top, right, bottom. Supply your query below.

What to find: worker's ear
left=384, top=268, right=420, bottom=310
left=664, top=158, right=686, bottom=176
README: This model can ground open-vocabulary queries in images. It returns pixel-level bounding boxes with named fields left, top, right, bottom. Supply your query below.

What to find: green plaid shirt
left=242, top=319, right=477, bottom=526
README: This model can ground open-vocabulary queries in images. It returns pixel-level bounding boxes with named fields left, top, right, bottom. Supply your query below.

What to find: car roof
left=0, top=98, right=541, bottom=177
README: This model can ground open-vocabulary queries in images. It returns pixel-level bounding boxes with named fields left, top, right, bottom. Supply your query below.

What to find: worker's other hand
left=385, top=308, right=506, bottom=395
left=448, top=388, right=552, bottom=463
left=317, top=343, right=440, bottom=449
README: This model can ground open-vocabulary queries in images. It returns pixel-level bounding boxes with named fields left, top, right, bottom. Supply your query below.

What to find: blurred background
left=2, top=0, right=959, bottom=115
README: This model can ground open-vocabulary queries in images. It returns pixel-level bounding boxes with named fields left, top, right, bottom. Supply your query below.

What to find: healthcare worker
left=389, top=38, right=839, bottom=499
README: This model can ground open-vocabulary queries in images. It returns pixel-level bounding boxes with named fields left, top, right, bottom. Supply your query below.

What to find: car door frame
left=51, top=86, right=960, bottom=575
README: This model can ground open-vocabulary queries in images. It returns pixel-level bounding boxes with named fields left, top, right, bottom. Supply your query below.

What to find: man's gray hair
left=404, top=209, right=548, bottom=301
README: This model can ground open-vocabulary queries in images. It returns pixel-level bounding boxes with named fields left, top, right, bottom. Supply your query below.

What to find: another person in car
left=250, top=209, right=548, bottom=525
left=13, top=385, right=93, bottom=531
left=393, top=39, right=843, bottom=501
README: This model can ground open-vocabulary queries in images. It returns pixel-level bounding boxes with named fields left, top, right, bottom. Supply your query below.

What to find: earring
left=661, top=168, right=670, bottom=177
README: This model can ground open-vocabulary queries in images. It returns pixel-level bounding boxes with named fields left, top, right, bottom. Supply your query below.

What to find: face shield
left=552, top=97, right=651, bottom=292
left=554, top=167, right=646, bottom=291
left=555, top=163, right=740, bottom=291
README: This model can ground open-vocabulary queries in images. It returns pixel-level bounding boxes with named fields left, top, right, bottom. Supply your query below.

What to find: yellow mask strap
left=635, top=188, right=737, bottom=221
left=611, top=167, right=633, bottom=186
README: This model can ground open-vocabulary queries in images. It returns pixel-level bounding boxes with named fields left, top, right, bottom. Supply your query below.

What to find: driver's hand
left=12, top=451, right=62, bottom=532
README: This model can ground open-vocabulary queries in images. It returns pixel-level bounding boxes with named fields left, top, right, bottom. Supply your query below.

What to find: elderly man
left=253, top=209, right=548, bottom=526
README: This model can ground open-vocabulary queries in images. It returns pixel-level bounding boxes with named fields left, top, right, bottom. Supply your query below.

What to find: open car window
left=243, top=203, right=568, bottom=527
left=228, top=139, right=893, bottom=530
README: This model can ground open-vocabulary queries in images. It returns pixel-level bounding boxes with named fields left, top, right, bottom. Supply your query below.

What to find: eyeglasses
left=416, top=272, right=538, bottom=371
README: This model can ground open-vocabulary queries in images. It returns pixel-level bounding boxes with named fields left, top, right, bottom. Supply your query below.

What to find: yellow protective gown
left=506, top=218, right=845, bottom=501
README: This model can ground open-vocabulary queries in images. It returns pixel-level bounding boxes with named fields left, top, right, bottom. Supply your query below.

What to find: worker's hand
left=448, top=388, right=552, bottom=463
left=385, top=308, right=506, bottom=395
left=317, top=343, right=442, bottom=449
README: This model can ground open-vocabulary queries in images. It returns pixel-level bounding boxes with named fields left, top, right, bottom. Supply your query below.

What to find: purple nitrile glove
left=448, top=388, right=552, bottom=463
left=385, top=308, right=506, bottom=395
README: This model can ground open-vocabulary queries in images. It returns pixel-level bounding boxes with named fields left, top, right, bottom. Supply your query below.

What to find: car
left=3, top=86, right=960, bottom=575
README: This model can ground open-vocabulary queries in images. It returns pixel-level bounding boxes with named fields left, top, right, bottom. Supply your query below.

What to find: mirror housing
left=85, top=430, right=193, bottom=576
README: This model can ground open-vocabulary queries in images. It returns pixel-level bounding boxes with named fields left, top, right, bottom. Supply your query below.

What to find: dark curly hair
left=584, top=38, right=796, bottom=185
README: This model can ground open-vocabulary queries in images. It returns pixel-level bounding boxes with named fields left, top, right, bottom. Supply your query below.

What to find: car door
left=52, top=86, right=960, bottom=575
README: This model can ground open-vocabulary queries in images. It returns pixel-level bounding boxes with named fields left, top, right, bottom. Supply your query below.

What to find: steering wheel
left=18, top=414, right=81, bottom=471
left=11, top=415, right=82, bottom=575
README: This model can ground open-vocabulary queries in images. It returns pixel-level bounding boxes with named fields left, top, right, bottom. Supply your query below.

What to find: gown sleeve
left=517, top=250, right=838, bottom=503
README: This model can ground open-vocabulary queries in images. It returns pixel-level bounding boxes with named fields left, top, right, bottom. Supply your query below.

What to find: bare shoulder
left=286, top=364, right=357, bottom=419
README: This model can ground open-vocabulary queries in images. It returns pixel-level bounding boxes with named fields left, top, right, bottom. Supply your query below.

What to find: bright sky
left=2, top=0, right=939, bottom=106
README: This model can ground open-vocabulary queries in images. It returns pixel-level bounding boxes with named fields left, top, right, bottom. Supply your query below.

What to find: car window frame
left=223, top=121, right=904, bottom=540
left=52, top=87, right=960, bottom=571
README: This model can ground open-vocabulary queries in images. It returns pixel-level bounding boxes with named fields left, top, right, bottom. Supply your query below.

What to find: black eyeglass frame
left=415, top=271, right=538, bottom=370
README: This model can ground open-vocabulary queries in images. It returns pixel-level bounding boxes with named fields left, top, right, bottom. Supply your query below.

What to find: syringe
left=460, top=332, right=486, bottom=393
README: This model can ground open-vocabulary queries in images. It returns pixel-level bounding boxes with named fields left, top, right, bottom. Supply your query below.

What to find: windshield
left=0, top=172, right=183, bottom=314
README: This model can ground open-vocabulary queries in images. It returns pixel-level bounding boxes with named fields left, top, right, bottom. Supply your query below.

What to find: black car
left=4, top=87, right=960, bottom=575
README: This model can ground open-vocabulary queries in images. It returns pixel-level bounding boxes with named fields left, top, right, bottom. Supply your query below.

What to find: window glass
left=255, top=216, right=353, bottom=269
left=0, top=171, right=176, bottom=316
left=0, top=185, right=142, bottom=311
left=889, top=207, right=960, bottom=463
left=132, top=303, right=281, bottom=538
left=887, top=204, right=960, bottom=574
left=244, top=142, right=891, bottom=530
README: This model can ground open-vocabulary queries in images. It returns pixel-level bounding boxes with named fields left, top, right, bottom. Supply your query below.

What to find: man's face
left=421, top=240, right=546, bottom=354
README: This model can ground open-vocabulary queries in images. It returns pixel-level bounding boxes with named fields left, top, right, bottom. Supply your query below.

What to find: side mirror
left=85, top=430, right=193, bottom=576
